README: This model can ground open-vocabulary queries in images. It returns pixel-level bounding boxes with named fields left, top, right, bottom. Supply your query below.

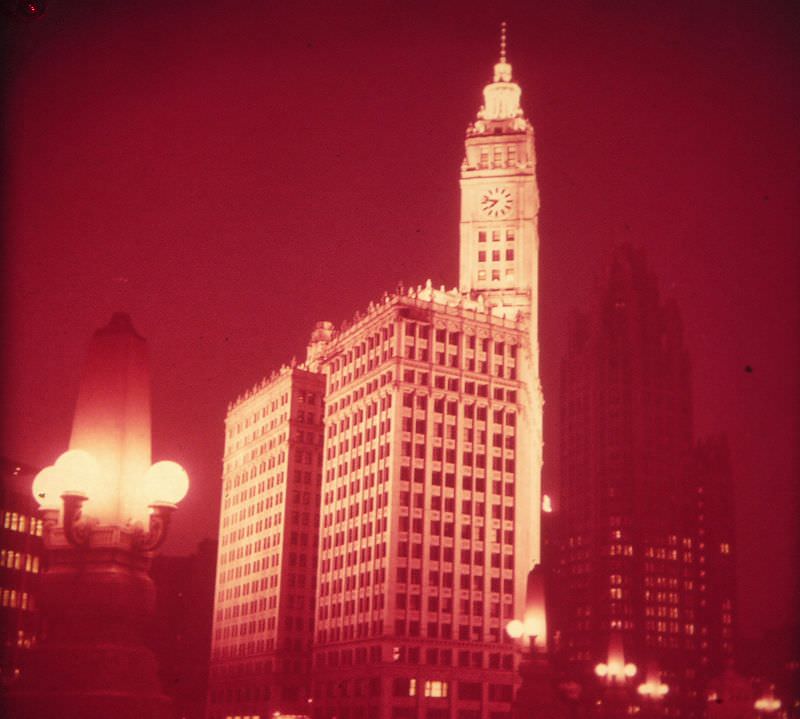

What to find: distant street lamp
left=636, top=663, right=669, bottom=718
left=754, top=687, right=782, bottom=717
left=506, top=565, right=569, bottom=719
left=7, top=313, right=189, bottom=719
left=595, top=634, right=637, bottom=718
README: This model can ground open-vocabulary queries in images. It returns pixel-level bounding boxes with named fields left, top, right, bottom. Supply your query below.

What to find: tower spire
left=500, top=21, right=507, bottom=64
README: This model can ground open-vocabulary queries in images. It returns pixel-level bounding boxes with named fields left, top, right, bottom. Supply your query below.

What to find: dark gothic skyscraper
left=553, top=245, right=736, bottom=717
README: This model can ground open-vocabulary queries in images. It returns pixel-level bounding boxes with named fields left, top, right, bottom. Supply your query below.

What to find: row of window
left=0, top=587, right=35, bottom=611
left=395, top=542, right=516, bottom=567
left=228, top=389, right=290, bottom=438
left=477, top=143, right=519, bottom=169
left=227, top=408, right=291, bottom=451
left=402, top=347, right=518, bottom=375
left=1, top=511, right=42, bottom=536
left=393, top=677, right=513, bottom=702
left=404, top=325, right=518, bottom=355
left=393, top=620, right=509, bottom=643
left=395, top=567, right=514, bottom=591
left=477, top=268, right=514, bottom=282
left=478, top=249, right=514, bottom=263
left=477, top=228, right=515, bottom=243
left=0, top=550, right=40, bottom=573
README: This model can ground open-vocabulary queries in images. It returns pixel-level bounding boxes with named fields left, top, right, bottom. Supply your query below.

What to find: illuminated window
left=409, top=678, right=417, bottom=696
left=424, top=680, right=448, bottom=697
left=478, top=270, right=486, bottom=280
left=720, top=543, right=730, bottom=555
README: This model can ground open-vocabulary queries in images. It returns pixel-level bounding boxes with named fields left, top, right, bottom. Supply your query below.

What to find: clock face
left=480, top=187, right=513, bottom=217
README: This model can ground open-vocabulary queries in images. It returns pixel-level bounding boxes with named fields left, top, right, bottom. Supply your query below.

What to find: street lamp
left=638, top=678, right=668, bottom=699
left=7, top=313, right=189, bottom=719
left=636, top=663, right=668, bottom=718
left=33, top=452, right=188, bottom=551
left=505, top=565, right=569, bottom=719
left=754, top=687, right=782, bottom=716
left=595, top=633, right=637, bottom=718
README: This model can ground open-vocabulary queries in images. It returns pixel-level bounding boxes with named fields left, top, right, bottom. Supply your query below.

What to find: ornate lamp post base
left=6, top=530, right=172, bottom=719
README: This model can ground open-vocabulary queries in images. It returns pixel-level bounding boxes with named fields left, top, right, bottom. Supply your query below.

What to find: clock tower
left=459, top=24, right=540, bottom=337
left=460, top=24, right=544, bottom=583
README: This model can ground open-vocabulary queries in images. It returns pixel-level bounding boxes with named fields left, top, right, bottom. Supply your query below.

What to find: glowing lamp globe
left=523, top=603, right=547, bottom=648
left=55, top=449, right=101, bottom=498
left=32, top=466, right=66, bottom=510
left=506, top=620, right=525, bottom=640
left=595, top=663, right=608, bottom=678
left=141, top=461, right=189, bottom=506
left=624, top=663, right=638, bottom=678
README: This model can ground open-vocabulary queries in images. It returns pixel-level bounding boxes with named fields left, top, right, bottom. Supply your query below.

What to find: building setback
left=552, top=245, right=736, bottom=717
left=207, top=367, right=325, bottom=719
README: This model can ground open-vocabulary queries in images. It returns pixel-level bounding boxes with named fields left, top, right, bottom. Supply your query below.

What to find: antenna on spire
left=499, top=21, right=507, bottom=63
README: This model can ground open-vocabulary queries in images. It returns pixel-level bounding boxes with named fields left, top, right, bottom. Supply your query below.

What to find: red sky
left=2, top=1, right=797, bottom=639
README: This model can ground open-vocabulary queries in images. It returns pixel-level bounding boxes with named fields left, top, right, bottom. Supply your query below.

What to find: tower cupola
left=479, top=22, right=524, bottom=122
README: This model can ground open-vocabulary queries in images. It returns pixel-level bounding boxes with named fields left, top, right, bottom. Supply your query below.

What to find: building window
left=492, top=250, right=500, bottom=262
left=478, top=251, right=486, bottom=262
left=424, top=680, right=448, bottom=698
left=506, top=229, right=515, bottom=242
left=491, top=270, right=500, bottom=281
left=505, top=248, right=514, bottom=261
left=478, top=231, right=487, bottom=243
left=507, top=146, right=516, bottom=166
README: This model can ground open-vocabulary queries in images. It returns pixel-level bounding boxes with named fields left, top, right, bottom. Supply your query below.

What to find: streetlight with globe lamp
left=594, top=633, right=637, bottom=718
left=754, top=687, right=782, bottom=718
left=636, top=664, right=669, bottom=718
left=505, top=565, right=569, bottom=719
left=7, top=313, right=190, bottom=719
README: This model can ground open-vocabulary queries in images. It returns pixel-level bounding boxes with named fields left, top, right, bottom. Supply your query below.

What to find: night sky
left=2, top=1, right=797, bottom=641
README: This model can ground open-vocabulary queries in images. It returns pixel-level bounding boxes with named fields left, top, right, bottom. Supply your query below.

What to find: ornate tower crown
left=476, top=21, right=525, bottom=125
